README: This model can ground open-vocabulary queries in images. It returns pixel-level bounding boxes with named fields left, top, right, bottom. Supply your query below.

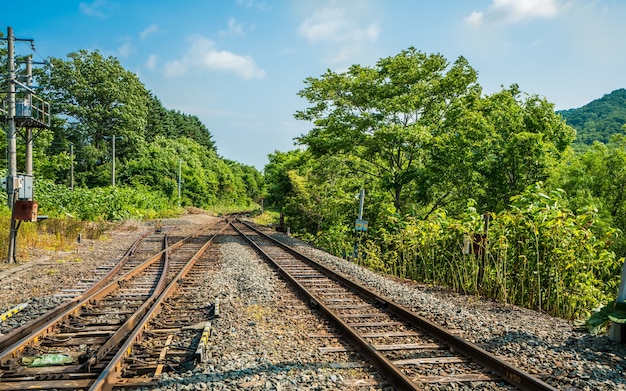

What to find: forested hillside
left=559, top=88, right=626, bottom=146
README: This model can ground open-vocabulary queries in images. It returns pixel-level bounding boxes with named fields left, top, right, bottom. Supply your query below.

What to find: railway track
left=231, top=219, right=559, bottom=391
left=0, top=218, right=228, bottom=390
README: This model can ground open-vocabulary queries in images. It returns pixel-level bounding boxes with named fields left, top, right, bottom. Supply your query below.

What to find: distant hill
left=558, top=88, right=626, bottom=147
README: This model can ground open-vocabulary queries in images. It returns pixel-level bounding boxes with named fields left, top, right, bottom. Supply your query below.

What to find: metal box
left=15, top=99, right=32, bottom=117
left=18, top=175, right=33, bottom=200
left=14, top=200, right=38, bottom=222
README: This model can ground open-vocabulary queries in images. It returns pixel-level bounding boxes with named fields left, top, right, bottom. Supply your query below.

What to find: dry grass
left=0, top=217, right=111, bottom=262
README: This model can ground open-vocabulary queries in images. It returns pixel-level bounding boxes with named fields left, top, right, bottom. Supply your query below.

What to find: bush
left=348, top=184, right=621, bottom=319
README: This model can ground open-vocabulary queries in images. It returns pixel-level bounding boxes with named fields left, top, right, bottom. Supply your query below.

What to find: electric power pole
left=70, top=143, right=74, bottom=190
left=2, top=27, right=50, bottom=263
left=7, top=27, right=17, bottom=207
left=105, top=135, right=122, bottom=187
left=25, top=55, right=33, bottom=176
left=112, top=135, right=116, bottom=187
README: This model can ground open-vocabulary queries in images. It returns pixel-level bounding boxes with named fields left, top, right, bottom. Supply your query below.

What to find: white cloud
left=163, top=35, right=265, bottom=80
left=465, top=0, right=561, bottom=27
left=236, top=0, right=271, bottom=11
left=145, top=54, right=159, bottom=70
left=299, top=6, right=380, bottom=43
left=298, top=6, right=380, bottom=64
left=219, top=18, right=244, bottom=37
left=140, top=24, right=160, bottom=40
left=117, top=42, right=134, bottom=58
left=79, top=0, right=115, bottom=18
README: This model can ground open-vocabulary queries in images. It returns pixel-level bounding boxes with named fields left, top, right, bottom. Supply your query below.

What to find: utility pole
left=70, top=143, right=74, bottom=190
left=25, top=55, right=33, bottom=176
left=6, top=27, right=18, bottom=264
left=178, top=158, right=182, bottom=206
left=112, top=135, right=116, bottom=187
left=2, top=27, right=50, bottom=263
left=7, top=27, right=17, bottom=207
left=105, top=135, right=122, bottom=187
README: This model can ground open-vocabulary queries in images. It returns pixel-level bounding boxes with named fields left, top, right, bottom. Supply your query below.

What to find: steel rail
left=235, top=219, right=558, bottom=391
left=89, top=220, right=229, bottom=391
left=0, top=226, right=204, bottom=363
left=80, top=234, right=172, bottom=372
left=0, top=220, right=227, bottom=390
left=230, top=221, right=419, bottom=391
left=0, top=229, right=152, bottom=354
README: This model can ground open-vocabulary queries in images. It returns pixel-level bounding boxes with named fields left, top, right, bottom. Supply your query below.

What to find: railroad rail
left=0, top=229, right=152, bottom=354
left=231, top=219, right=559, bottom=391
left=0, top=218, right=228, bottom=390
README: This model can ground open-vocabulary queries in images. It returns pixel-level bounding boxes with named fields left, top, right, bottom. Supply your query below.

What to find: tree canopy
left=295, top=48, right=574, bottom=215
left=0, top=46, right=263, bottom=209
left=296, top=48, right=481, bottom=213
left=269, top=47, right=619, bottom=320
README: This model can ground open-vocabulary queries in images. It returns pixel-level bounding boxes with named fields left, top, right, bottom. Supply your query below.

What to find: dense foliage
left=0, top=45, right=263, bottom=218
left=269, top=47, right=625, bottom=320
left=559, top=88, right=626, bottom=147
left=295, top=49, right=574, bottom=215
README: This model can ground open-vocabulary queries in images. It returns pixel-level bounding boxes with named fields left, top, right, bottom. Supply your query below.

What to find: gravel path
left=0, top=214, right=624, bottom=390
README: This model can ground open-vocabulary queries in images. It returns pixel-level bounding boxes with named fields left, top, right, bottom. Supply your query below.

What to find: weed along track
left=231, top=219, right=557, bottom=391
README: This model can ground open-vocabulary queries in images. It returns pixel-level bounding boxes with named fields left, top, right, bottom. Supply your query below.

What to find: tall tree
left=430, top=85, right=575, bottom=213
left=38, top=50, right=150, bottom=186
left=295, top=47, right=480, bottom=213
left=121, top=136, right=258, bottom=207
left=550, top=135, right=626, bottom=254
left=264, top=149, right=307, bottom=208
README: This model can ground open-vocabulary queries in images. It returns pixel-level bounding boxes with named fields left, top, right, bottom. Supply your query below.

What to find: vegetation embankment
left=264, top=47, right=626, bottom=324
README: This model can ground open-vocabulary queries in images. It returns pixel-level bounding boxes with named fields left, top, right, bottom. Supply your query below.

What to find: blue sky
left=3, top=0, right=626, bottom=170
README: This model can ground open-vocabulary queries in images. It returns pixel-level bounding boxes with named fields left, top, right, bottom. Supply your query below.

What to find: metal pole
left=70, top=143, right=74, bottom=190
left=7, top=27, right=17, bottom=206
left=6, top=27, right=16, bottom=264
left=25, top=56, right=33, bottom=177
left=358, top=189, right=365, bottom=220
left=111, top=135, right=115, bottom=187
left=178, top=158, right=181, bottom=206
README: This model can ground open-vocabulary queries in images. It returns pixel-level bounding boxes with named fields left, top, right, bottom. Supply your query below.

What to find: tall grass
left=0, top=180, right=180, bottom=263
left=351, top=185, right=622, bottom=319
left=0, top=213, right=111, bottom=262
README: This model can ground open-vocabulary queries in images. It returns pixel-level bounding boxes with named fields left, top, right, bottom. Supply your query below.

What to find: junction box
left=14, top=200, right=38, bottom=222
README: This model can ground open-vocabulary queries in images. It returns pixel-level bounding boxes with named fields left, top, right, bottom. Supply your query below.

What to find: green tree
left=295, top=47, right=480, bottom=213
left=37, top=50, right=150, bottom=187
left=431, top=85, right=575, bottom=213
left=225, top=160, right=264, bottom=203
left=264, top=149, right=308, bottom=208
left=145, top=94, right=176, bottom=142
left=550, top=135, right=626, bottom=254
left=122, top=136, right=259, bottom=208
